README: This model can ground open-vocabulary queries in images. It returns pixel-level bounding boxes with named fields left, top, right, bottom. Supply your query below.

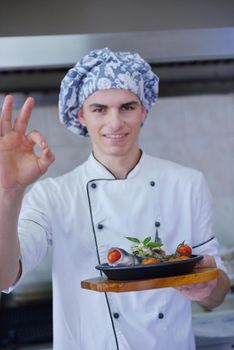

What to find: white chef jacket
left=3, top=152, right=226, bottom=350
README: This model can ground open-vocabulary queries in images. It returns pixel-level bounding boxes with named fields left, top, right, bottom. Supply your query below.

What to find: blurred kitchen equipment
left=0, top=251, right=53, bottom=348
left=193, top=291, right=234, bottom=350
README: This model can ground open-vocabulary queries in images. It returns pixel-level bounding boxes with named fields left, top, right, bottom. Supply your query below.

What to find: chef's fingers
left=175, top=279, right=217, bottom=301
left=27, top=130, right=55, bottom=173
left=176, top=282, right=207, bottom=291
left=195, top=255, right=217, bottom=268
left=27, top=129, right=48, bottom=149
left=38, top=147, right=55, bottom=174
left=176, top=279, right=217, bottom=291
left=13, top=97, right=35, bottom=134
left=0, top=95, right=13, bottom=136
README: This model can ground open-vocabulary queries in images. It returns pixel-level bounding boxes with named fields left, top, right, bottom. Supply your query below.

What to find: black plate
left=96, top=255, right=203, bottom=280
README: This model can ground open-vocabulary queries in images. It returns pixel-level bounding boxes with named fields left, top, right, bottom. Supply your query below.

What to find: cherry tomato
left=176, top=242, right=192, bottom=256
left=107, top=249, right=121, bottom=263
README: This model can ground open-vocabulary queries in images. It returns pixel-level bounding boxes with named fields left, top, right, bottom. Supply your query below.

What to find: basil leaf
left=143, top=236, right=152, bottom=245
left=126, top=237, right=141, bottom=244
left=147, top=242, right=163, bottom=248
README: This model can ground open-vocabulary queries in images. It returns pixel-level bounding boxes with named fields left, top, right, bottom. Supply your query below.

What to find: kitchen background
left=0, top=0, right=234, bottom=349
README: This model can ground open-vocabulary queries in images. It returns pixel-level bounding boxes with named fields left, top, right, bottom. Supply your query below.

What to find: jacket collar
left=84, top=151, right=146, bottom=181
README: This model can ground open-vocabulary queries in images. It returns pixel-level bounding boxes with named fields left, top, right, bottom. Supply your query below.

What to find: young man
left=0, top=48, right=230, bottom=350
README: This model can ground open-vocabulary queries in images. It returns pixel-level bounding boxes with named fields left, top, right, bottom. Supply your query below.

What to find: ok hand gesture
left=0, top=95, right=55, bottom=191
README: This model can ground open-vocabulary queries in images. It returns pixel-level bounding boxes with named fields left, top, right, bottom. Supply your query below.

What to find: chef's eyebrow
left=88, top=101, right=140, bottom=109
left=121, top=101, right=140, bottom=108
left=88, top=103, right=107, bottom=109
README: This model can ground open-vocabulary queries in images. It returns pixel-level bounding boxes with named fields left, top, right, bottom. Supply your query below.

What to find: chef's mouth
left=103, top=133, right=129, bottom=140
left=103, top=133, right=128, bottom=144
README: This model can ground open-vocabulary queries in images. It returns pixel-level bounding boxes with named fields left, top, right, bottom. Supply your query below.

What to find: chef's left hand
left=175, top=255, right=217, bottom=301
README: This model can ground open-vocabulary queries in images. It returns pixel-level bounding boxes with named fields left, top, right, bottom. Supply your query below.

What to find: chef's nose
left=107, top=109, right=125, bottom=130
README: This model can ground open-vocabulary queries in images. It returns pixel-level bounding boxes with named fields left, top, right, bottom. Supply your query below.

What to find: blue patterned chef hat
left=59, top=48, right=159, bottom=136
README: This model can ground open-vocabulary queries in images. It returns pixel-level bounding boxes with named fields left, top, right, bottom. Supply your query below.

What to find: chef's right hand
left=0, top=95, right=55, bottom=191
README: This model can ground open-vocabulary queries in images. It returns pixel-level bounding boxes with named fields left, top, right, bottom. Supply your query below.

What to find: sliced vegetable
left=168, top=255, right=190, bottom=262
left=142, top=257, right=160, bottom=265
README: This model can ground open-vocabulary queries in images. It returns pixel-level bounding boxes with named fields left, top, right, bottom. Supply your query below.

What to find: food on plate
left=107, top=249, right=121, bottom=264
left=142, top=257, right=161, bottom=265
left=106, top=236, right=192, bottom=266
left=176, top=241, right=192, bottom=256
left=168, top=255, right=190, bottom=262
left=107, top=247, right=141, bottom=266
left=126, top=236, right=165, bottom=258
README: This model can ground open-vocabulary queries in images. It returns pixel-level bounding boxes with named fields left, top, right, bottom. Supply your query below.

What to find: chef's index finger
left=1, top=95, right=13, bottom=113
left=14, top=97, right=35, bottom=133
left=0, top=95, right=14, bottom=135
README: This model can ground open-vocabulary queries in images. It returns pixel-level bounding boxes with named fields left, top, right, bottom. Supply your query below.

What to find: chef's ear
left=77, top=107, right=86, bottom=127
left=141, top=105, right=147, bottom=123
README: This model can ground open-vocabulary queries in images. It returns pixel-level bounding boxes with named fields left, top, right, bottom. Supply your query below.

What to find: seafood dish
left=107, top=236, right=193, bottom=267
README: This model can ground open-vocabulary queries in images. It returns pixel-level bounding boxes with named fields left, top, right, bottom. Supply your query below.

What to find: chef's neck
left=92, top=148, right=142, bottom=179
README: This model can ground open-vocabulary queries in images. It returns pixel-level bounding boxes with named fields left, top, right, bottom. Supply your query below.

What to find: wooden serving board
left=81, top=267, right=219, bottom=293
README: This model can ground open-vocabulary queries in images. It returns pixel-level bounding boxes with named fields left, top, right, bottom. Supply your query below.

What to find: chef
left=0, top=48, right=230, bottom=350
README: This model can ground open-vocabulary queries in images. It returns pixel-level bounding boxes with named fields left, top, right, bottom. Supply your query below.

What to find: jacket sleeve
left=2, top=180, right=53, bottom=293
left=191, top=172, right=227, bottom=272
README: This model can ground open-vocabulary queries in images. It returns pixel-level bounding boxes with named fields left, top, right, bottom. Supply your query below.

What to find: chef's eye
left=92, top=107, right=106, bottom=113
left=122, top=104, right=135, bottom=111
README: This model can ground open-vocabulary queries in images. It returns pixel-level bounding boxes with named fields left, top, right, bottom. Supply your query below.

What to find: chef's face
left=78, top=89, right=146, bottom=162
